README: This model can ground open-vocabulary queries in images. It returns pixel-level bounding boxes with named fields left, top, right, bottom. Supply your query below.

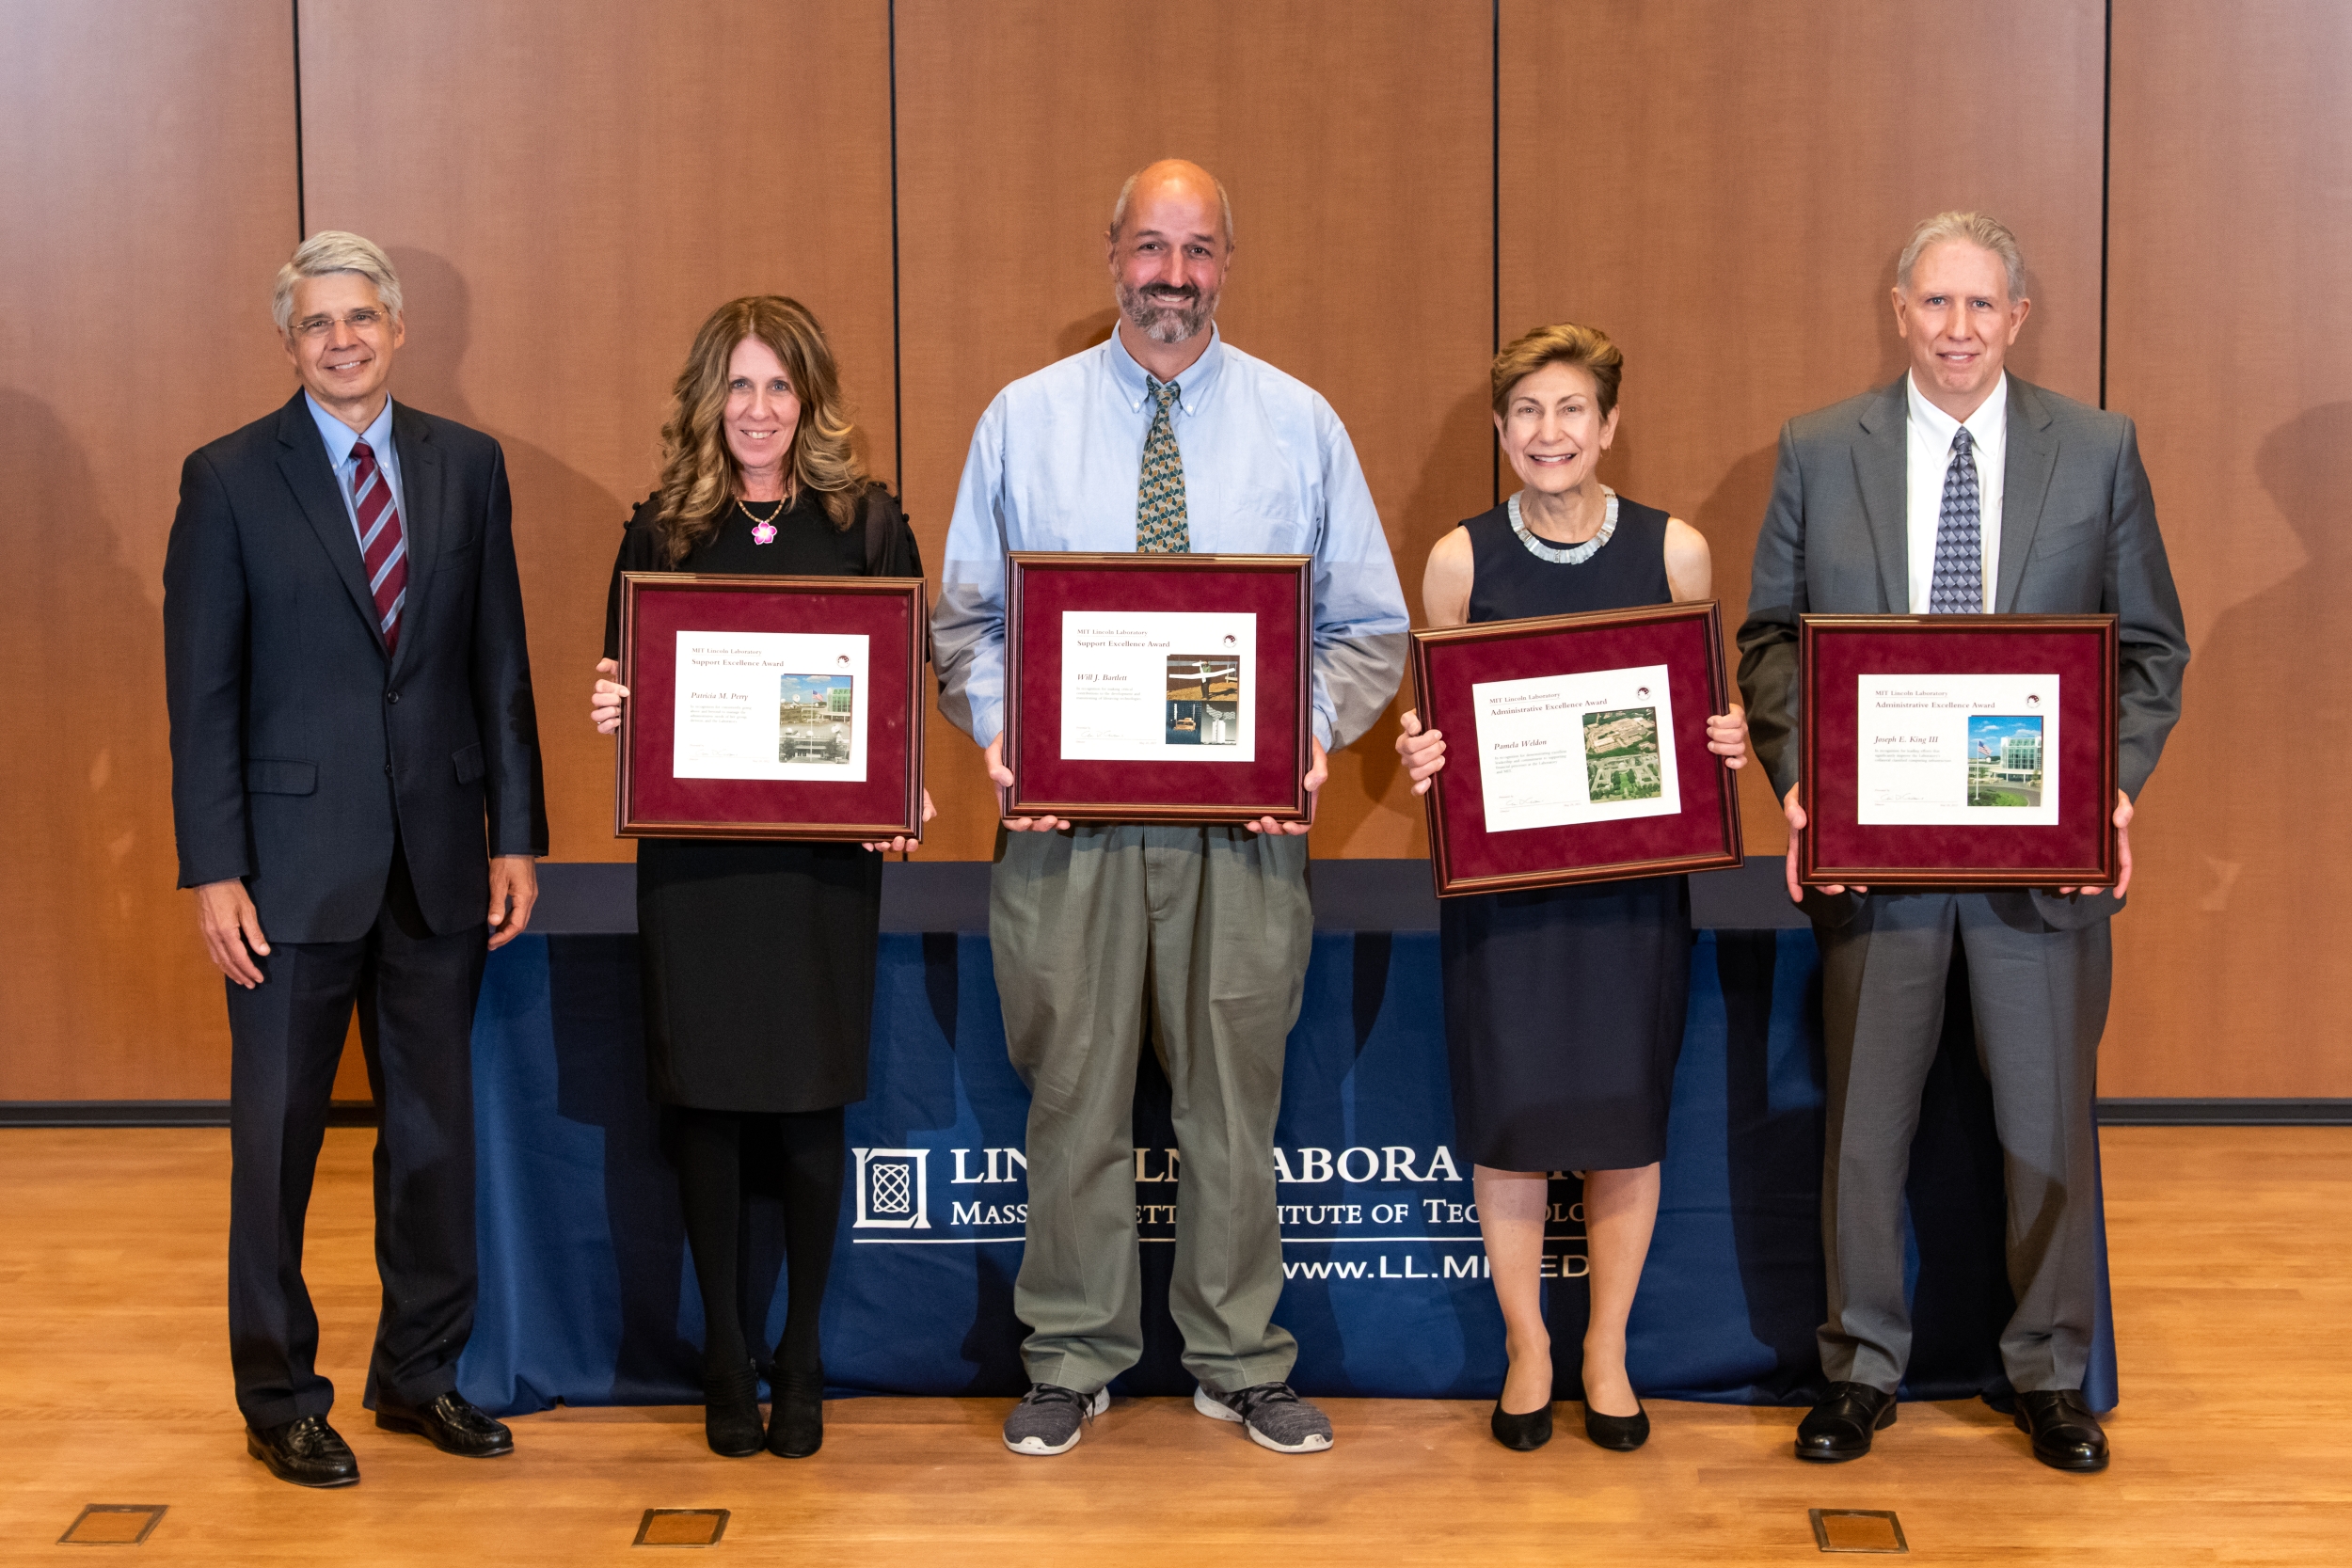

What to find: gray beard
left=1117, top=279, right=1217, bottom=345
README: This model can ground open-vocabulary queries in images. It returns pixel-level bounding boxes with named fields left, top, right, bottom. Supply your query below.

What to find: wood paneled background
left=1, top=1, right=2341, bottom=1101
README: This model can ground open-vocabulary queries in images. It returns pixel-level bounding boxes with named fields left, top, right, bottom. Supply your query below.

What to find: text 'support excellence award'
left=1798, top=613, right=2120, bottom=888
left=1409, top=601, right=1743, bottom=897
left=1004, top=553, right=1311, bottom=823
left=615, top=573, right=927, bottom=840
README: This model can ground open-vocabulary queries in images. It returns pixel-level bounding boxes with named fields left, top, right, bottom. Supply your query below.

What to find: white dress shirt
left=1904, top=371, right=2006, bottom=613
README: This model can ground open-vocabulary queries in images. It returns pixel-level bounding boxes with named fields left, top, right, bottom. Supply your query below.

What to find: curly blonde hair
left=654, top=296, right=865, bottom=563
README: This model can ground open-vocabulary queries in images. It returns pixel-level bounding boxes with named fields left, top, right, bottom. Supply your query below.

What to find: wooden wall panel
left=894, top=0, right=1494, bottom=860
left=0, top=2, right=298, bottom=1099
left=2102, top=0, right=2352, bottom=1097
left=1498, top=0, right=2107, bottom=855
left=300, top=0, right=898, bottom=864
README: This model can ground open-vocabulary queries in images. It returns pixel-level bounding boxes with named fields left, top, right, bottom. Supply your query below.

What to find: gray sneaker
left=1002, top=1383, right=1109, bottom=1456
left=1194, top=1381, right=1334, bottom=1453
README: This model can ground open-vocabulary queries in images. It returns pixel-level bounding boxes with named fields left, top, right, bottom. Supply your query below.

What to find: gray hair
left=1897, top=211, right=2027, bottom=301
left=272, top=230, right=405, bottom=331
left=1109, top=166, right=1235, bottom=247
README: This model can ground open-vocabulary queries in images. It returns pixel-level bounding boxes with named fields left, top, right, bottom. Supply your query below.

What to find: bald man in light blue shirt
left=935, top=161, right=1406, bottom=1460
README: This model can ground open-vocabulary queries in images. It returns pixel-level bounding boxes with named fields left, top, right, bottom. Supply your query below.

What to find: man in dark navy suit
left=164, top=231, right=547, bottom=1487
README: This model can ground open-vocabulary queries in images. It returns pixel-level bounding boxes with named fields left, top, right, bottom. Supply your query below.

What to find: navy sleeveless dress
left=1438, top=496, right=1692, bottom=1172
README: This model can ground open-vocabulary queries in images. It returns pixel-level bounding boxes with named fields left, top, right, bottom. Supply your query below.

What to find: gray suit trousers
left=1815, top=890, right=2110, bottom=1395
left=991, top=823, right=1311, bottom=1395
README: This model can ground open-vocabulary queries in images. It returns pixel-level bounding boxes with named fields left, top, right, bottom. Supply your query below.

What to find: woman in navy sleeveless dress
left=1397, top=325, right=1750, bottom=1454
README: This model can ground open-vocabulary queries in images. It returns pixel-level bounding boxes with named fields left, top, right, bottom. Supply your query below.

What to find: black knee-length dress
left=600, top=484, right=922, bottom=1113
left=1438, top=493, right=1692, bottom=1172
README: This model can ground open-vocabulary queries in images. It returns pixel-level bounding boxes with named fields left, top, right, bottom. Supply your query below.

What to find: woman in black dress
left=588, top=296, right=930, bottom=1459
left=1396, top=325, right=1749, bottom=1453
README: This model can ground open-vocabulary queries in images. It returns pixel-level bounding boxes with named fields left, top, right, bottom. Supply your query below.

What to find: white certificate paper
left=672, top=630, right=870, bottom=783
left=1059, top=610, right=1257, bottom=762
left=1470, top=662, right=1680, bottom=833
left=1853, top=674, right=2059, bottom=825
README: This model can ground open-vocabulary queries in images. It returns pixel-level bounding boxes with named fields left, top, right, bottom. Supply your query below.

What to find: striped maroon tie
left=351, top=438, right=408, bottom=650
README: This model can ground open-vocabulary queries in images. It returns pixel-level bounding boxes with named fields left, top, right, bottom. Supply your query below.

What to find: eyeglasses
left=290, top=308, right=389, bottom=341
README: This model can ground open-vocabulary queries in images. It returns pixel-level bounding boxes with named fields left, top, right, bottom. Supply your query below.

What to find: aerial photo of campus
left=1582, top=705, right=1663, bottom=802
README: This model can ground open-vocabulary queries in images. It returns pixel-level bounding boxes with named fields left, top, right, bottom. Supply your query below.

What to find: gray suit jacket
left=1736, top=375, right=2189, bottom=927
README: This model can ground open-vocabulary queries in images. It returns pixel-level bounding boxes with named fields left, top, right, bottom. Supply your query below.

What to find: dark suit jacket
left=164, top=392, right=548, bottom=944
left=1736, top=375, right=2189, bottom=927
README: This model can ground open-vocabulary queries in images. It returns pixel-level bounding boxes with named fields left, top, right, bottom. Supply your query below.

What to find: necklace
left=737, top=494, right=787, bottom=545
left=1508, top=486, right=1617, bottom=564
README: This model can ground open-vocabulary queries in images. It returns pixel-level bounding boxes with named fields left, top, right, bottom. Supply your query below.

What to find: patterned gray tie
left=1928, top=426, right=1982, bottom=614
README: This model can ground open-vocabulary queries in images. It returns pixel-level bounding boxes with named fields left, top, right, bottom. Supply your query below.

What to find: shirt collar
left=1107, top=324, right=1225, bottom=415
left=305, top=391, right=396, bottom=469
left=1905, top=370, right=2007, bottom=451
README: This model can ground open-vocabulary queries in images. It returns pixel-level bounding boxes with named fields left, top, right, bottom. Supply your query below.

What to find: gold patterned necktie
left=1136, top=376, right=1189, bottom=553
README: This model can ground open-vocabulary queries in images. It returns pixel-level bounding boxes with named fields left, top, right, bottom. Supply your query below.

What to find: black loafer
left=768, top=1367, right=825, bottom=1458
left=1795, top=1382, right=1897, bottom=1463
left=1584, top=1401, right=1649, bottom=1451
left=247, top=1414, right=359, bottom=1487
left=2014, top=1389, right=2108, bottom=1472
left=374, top=1391, right=514, bottom=1457
left=1489, top=1400, right=1552, bottom=1451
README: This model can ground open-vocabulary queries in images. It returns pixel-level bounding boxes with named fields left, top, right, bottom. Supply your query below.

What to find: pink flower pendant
left=751, top=520, right=778, bottom=546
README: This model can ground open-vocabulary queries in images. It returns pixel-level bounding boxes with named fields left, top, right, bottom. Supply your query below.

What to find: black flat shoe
left=1583, top=1402, right=1649, bottom=1451
left=247, top=1414, right=359, bottom=1487
left=703, top=1358, right=764, bottom=1457
left=1795, top=1382, right=1897, bottom=1463
left=1489, top=1400, right=1552, bottom=1451
left=375, top=1391, right=513, bottom=1457
left=2014, top=1388, right=2109, bottom=1472
left=768, top=1367, right=824, bottom=1458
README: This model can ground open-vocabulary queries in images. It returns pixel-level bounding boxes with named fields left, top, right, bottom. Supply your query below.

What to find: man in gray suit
left=1738, top=213, right=2187, bottom=1473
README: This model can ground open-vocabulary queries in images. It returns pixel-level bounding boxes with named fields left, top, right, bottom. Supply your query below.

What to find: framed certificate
left=1410, top=600, right=1744, bottom=897
left=614, top=572, right=926, bottom=841
left=1003, top=552, right=1312, bottom=824
left=1798, top=613, right=2120, bottom=888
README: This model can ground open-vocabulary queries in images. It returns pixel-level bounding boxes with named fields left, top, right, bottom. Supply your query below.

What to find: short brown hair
left=1491, top=323, right=1624, bottom=420
left=654, top=296, right=866, bottom=564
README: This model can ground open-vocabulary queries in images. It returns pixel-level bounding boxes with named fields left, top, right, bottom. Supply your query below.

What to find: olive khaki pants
left=991, top=823, right=1311, bottom=1395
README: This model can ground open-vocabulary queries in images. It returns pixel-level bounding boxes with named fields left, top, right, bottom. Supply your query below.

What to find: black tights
left=667, top=1104, right=845, bottom=1381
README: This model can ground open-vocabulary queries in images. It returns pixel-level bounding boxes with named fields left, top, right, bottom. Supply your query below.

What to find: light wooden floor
left=2, top=1128, right=2346, bottom=1564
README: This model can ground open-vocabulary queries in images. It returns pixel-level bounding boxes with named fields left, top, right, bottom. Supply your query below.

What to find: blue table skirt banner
left=457, top=927, right=2116, bottom=1414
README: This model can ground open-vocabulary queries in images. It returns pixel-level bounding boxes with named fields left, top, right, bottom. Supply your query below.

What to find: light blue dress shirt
left=932, top=327, right=1409, bottom=752
left=304, top=392, right=407, bottom=548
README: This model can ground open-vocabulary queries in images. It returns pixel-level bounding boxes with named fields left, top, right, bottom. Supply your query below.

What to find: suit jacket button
left=384, top=763, right=394, bottom=776
left=387, top=690, right=401, bottom=704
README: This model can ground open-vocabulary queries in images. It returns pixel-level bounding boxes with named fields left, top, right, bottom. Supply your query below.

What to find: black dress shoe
left=1489, top=1400, right=1553, bottom=1451
left=374, top=1391, right=514, bottom=1457
left=2014, top=1388, right=2109, bottom=1472
left=703, top=1358, right=764, bottom=1457
left=1795, top=1382, right=1897, bottom=1463
left=768, top=1367, right=825, bottom=1458
left=247, top=1414, right=359, bottom=1487
left=1583, top=1401, right=1649, bottom=1451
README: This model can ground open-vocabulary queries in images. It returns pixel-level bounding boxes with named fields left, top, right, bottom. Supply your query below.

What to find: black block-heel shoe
left=1490, top=1401, right=1553, bottom=1451
left=1584, top=1402, right=1649, bottom=1451
left=768, top=1367, right=825, bottom=1458
left=704, top=1358, right=764, bottom=1457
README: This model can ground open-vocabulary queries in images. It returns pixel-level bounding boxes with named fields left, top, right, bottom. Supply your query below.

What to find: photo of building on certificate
left=777, top=667, right=856, bottom=765
left=1165, top=651, right=1242, bottom=746
left=1966, top=712, right=2045, bottom=807
left=1581, top=705, right=1663, bottom=802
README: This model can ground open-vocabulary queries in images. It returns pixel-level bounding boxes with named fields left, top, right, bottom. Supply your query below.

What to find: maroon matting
left=1006, top=553, right=1311, bottom=823
left=617, top=573, right=925, bottom=840
left=1800, top=614, right=2119, bottom=887
left=1411, top=601, right=1743, bottom=897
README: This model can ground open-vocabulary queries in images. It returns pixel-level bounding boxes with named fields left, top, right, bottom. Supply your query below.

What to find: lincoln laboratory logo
left=850, top=1141, right=1587, bottom=1278
left=852, top=1148, right=931, bottom=1230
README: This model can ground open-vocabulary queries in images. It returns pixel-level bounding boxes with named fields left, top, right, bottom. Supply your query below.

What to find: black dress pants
left=224, top=847, right=487, bottom=1429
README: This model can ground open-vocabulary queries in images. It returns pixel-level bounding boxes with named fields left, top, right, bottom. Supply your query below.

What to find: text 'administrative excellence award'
left=1798, top=613, right=2119, bottom=888
left=1003, top=552, right=1312, bottom=824
left=1410, top=600, right=1744, bottom=897
left=615, top=572, right=927, bottom=841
